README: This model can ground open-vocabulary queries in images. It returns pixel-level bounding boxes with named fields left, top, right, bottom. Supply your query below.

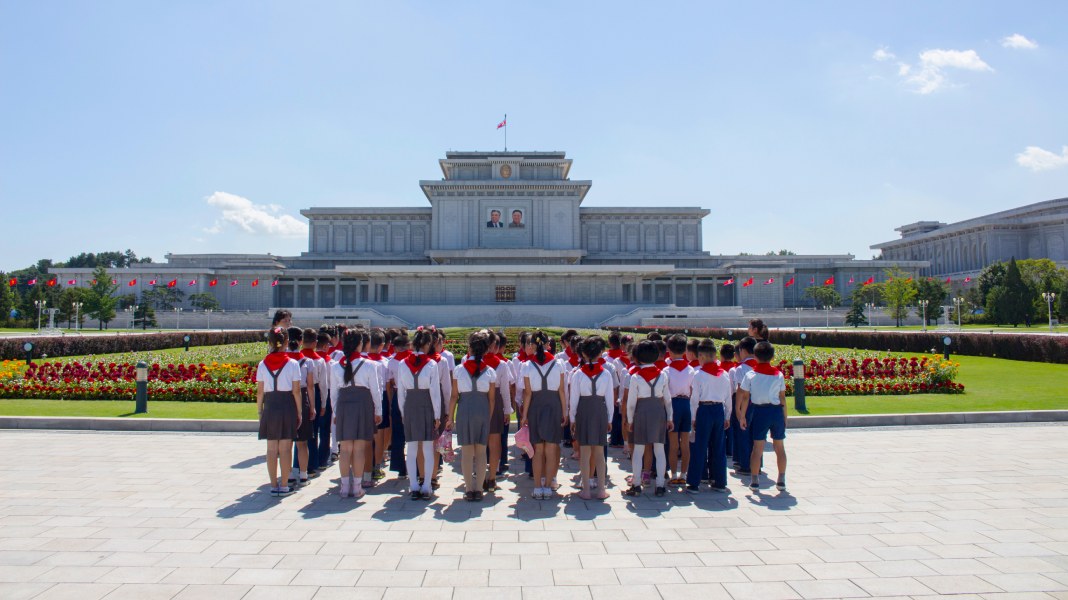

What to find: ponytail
left=531, top=330, right=549, bottom=364
left=467, top=330, right=489, bottom=380
left=342, top=329, right=362, bottom=385
left=267, top=327, right=288, bottom=353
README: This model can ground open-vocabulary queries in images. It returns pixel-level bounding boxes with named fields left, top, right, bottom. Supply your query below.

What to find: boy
left=729, top=337, right=757, bottom=475
left=687, top=339, right=732, bottom=493
left=315, top=330, right=335, bottom=468
left=665, top=333, right=695, bottom=485
left=387, top=334, right=412, bottom=477
left=715, top=343, right=737, bottom=480
left=737, top=341, right=787, bottom=493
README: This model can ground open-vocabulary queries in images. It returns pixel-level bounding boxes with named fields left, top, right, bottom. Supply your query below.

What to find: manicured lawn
left=0, top=400, right=258, bottom=419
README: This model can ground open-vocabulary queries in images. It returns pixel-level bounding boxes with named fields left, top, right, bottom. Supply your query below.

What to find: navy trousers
left=609, top=404, right=624, bottom=446
left=688, top=403, right=726, bottom=489
left=389, top=391, right=407, bottom=476
left=317, top=392, right=332, bottom=465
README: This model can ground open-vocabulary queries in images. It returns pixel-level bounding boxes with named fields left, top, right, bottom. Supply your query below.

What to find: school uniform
left=330, top=356, right=383, bottom=442
left=666, top=359, right=696, bottom=433
left=520, top=356, right=564, bottom=444
left=452, top=361, right=497, bottom=446
left=740, top=364, right=787, bottom=442
left=513, top=352, right=534, bottom=475
left=256, top=355, right=301, bottom=441
left=366, top=353, right=391, bottom=431
left=329, top=348, right=346, bottom=456
left=605, top=350, right=628, bottom=446
left=729, top=358, right=757, bottom=473
left=287, top=352, right=315, bottom=444
left=302, top=349, right=328, bottom=471
left=396, top=353, right=441, bottom=442
left=316, top=349, right=335, bottom=467
left=387, top=350, right=412, bottom=475
left=568, top=364, right=614, bottom=447
left=687, top=364, right=733, bottom=490
left=626, top=365, right=673, bottom=489
left=714, top=359, right=738, bottom=478
left=484, top=354, right=513, bottom=473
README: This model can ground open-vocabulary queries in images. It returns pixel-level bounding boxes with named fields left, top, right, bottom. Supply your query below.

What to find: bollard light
left=792, top=358, right=807, bottom=412
left=943, top=336, right=952, bottom=361
left=799, top=332, right=807, bottom=351
left=23, top=342, right=33, bottom=365
left=183, top=334, right=191, bottom=352
left=135, top=360, right=149, bottom=414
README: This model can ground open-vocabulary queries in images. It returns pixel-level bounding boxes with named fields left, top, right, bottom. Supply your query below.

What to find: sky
left=1, top=1, right=1067, bottom=271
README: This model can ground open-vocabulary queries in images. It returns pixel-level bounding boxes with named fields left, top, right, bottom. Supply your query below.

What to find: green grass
left=0, top=400, right=258, bottom=419
left=824, top=324, right=1067, bottom=332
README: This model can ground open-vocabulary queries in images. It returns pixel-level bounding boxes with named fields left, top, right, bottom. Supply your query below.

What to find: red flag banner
left=167, top=279, right=177, bottom=288
left=742, top=277, right=754, bottom=288
left=8, top=278, right=16, bottom=287
left=67, top=279, right=77, bottom=285
left=497, top=118, right=507, bottom=129
left=112, top=279, right=117, bottom=284
left=863, top=276, right=874, bottom=285
left=848, top=276, right=855, bottom=284
left=945, top=276, right=952, bottom=284
left=251, top=279, right=260, bottom=287
left=963, top=277, right=972, bottom=284
left=28, top=278, right=37, bottom=286
left=763, top=277, right=774, bottom=285
left=128, top=279, right=137, bottom=287
left=209, top=279, right=218, bottom=287
left=149, top=279, right=157, bottom=285
left=784, top=277, right=795, bottom=287
left=824, top=276, right=835, bottom=285
left=47, top=279, right=57, bottom=287
left=271, top=280, right=278, bottom=287
left=188, top=280, right=197, bottom=286
left=723, top=278, right=734, bottom=286
left=230, top=280, right=238, bottom=287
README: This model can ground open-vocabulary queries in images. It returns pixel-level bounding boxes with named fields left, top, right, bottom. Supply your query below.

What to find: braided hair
left=342, top=329, right=363, bottom=385
left=467, top=330, right=490, bottom=380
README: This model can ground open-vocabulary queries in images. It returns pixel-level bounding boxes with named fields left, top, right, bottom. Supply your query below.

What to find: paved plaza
left=0, top=424, right=1065, bottom=600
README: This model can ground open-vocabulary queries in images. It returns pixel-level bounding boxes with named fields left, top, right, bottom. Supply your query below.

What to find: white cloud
left=876, top=47, right=993, bottom=94
left=203, top=191, right=307, bottom=237
left=1016, top=146, right=1068, bottom=172
left=1001, top=33, right=1038, bottom=49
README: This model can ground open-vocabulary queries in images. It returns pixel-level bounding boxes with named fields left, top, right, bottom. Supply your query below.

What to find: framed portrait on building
left=508, top=208, right=525, bottom=228
left=486, top=208, right=505, bottom=228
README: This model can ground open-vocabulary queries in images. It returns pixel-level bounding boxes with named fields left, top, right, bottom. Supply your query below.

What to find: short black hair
left=737, top=336, right=757, bottom=354
left=719, top=343, right=735, bottom=360
left=697, top=339, right=717, bottom=358
left=646, top=331, right=662, bottom=341
left=666, top=333, right=688, bottom=355
left=632, top=340, right=659, bottom=365
left=271, top=309, right=292, bottom=326
left=654, top=339, right=667, bottom=359
left=753, top=341, right=775, bottom=362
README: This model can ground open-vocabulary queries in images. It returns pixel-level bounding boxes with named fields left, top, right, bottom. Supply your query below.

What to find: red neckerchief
left=655, top=359, right=668, bottom=370
left=669, top=359, right=690, bottom=372
left=263, top=352, right=290, bottom=371
left=719, top=360, right=738, bottom=370
left=482, top=354, right=501, bottom=369
left=689, top=360, right=700, bottom=368
left=533, top=352, right=555, bottom=366
left=564, top=347, right=575, bottom=360
left=752, top=362, right=782, bottom=376
left=607, top=348, right=624, bottom=360
left=619, top=355, right=632, bottom=368
left=495, top=353, right=507, bottom=361
left=517, top=350, right=529, bottom=362
left=301, top=349, right=320, bottom=360
left=628, top=364, right=639, bottom=374
left=636, top=365, right=662, bottom=384
left=392, top=350, right=412, bottom=362
left=316, top=350, right=332, bottom=361
left=330, top=343, right=342, bottom=354
left=367, top=352, right=383, bottom=361
left=581, top=363, right=604, bottom=378
left=462, top=360, right=483, bottom=378
left=286, top=351, right=303, bottom=361
left=386, top=344, right=395, bottom=355
left=701, top=363, right=725, bottom=377
left=340, top=351, right=364, bottom=366
left=742, top=358, right=758, bottom=368
left=568, top=354, right=580, bottom=368
left=405, top=353, right=430, bottom=375
left=427, top=351, right=442, bottom=362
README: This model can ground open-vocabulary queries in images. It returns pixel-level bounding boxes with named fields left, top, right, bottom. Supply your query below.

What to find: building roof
left=872, top=197, right=1068, bottom=249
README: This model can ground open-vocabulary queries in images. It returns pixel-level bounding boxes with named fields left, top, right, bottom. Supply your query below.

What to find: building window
left=495, top=285, right=516, bottom=303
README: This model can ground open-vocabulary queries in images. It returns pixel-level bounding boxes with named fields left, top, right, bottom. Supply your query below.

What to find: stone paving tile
left=0, top=425, right=1065, bottom=599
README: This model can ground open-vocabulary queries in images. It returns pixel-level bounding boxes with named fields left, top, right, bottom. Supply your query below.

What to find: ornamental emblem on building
left=500, top=164, right=512, bottom=179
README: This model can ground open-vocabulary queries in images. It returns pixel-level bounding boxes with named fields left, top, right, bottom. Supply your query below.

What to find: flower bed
left=776, top=354, right=963, bottom=396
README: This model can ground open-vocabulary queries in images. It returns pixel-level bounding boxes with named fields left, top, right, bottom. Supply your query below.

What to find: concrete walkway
left=0, top=424, right=1065, bottom=599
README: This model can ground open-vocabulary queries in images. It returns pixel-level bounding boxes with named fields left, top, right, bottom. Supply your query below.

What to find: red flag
left=742, top=277, right=754, bottom=288
left=784, top=277, right=795, bottom=287
left=188, top=279, right=197, bottom=286
left=271, top=280, right=278, bottom=287
left=47, top=279, right=57, bottom=287
left=863, top=276, right=874, bottom=285
left=723, top=278, right=734, bottom=286
left=111, top=278, right=117, bottom=285
left=67, top=279, right=77, bottom=285
left=167, top=279, right=177, bottom=288
left=209, top=279, right=218, bottom=287
left=848, top=276, right=855, bottom=285
left=149, top=279, right=157, bottom=285
left=963, top=277, right=972, bottom=284
left=7, top=278, right=16, bottom=287
left=251, top=279, right=260, bottom=287
left=945, top=276, right=952, bottom=284
left=824, top=276, right=835, bottom=285
left=28, top=278, right=38, bottom=286
left=91, top=279, right=96, bottom=285
left=230, top=280, right=238, bottom=287
left=128, top=279, right=137, bottom=287
left=763, top=277, right=774, bottom=285
left=497, top=117, right=507, bottom=129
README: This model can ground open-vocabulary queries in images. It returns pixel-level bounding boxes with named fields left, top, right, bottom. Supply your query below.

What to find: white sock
left=363, top=471, right=371, bottom=480
left=300, top=471, right=307, bottom=479
left=353, top=477, right=362, bottom=488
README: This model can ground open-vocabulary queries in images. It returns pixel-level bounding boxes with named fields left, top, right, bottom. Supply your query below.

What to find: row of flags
left=724, top=275, right=972, bottom=288
left=7, top=277, right=279, bottom=288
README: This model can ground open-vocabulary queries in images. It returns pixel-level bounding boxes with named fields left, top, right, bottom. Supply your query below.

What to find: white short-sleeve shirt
left=257, top=357, right=301, bottom=392
left=453, top=363, right=498, bottom=394
left=740, top=368, right=785, bottom=406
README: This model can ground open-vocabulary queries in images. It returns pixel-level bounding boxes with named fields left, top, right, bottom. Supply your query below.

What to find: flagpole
left=504, top=113, right=507, bottom=151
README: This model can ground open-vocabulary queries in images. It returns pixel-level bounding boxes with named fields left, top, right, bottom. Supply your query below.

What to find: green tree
left=142, top=285, right=185, bottom=311
left=879, top=267, right=918, bottom=327
left=189, top=292, right=221, bottom=311
left=0, top=275, right=13, bottom=325
left=59, top=287, right=93, bottom=329
left=844, top=301, right=868, bottom=327
left=86, top=266, right=118, bottom=329
left=802, top=285, right=842, bottom=308
left=993, top=257, right=1034, bottom=327
left=133, top=303, right=157, bottom=328
left=914, top=278, right=948, bottom=325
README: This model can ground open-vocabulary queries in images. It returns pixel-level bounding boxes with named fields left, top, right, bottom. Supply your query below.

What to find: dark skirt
left=335, top=385, right=376, bottom=442
left=296, top=387, right=314, bottom=442
left=456, top=391, right=490, bottom=446
left=575, top=394, right=609, bottom=447
left=378, top=392, right=392, bottom=429
left=259, top=389, right=298, bottom=441
left=403, top=388, right=436, bottom=442
left=632, top=396, right=667, bottom=445
left=489, top=393, right=506, bottom=436
left=528, top=389, right=562, bottom=444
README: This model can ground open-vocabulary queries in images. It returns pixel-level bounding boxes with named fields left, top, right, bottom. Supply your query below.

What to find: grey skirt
left=528, top=389, right=562, bottom=444
left=404, top=388, right=437, bottom=442
left=575, top=394, right=609, bottom=447
left=259, top=390, right=298, bottom=441
left=489, top=392, right=506, bottom=436
left=296, top=387, right=314, bottom=442
left=631, top=397, right=667, bottom=445
left=456, top=391, right=490, bottom=446
left=335, top=385, right=376, bottom=442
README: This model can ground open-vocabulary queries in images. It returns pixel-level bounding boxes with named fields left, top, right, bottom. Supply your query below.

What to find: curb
left=1, top=410, right=1067, bottom=433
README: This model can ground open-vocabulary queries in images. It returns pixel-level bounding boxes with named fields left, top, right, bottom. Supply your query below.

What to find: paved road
left=0, top=425, right=1065, bottom=599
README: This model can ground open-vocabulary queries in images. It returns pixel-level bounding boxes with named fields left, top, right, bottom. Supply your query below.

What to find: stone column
left=313, top=280, right=320, bottom=308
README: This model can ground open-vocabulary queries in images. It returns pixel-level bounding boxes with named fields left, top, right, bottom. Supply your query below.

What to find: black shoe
left=474, top=491, right=484, bottom=502
left=622, top=485, right=642, bottom=497
left=563, top=441, right=572, bottom=448
left=776, top=478, right=786, bottom=492
left=749, top=480, right=760, bottom=492
left=655, top=486, right=666, bottom=497
left=409, top=491, right=421, bottom=500
left=464, top=491, right=476, bottom=502
left=420, top=490, right=433, bottom=500
left=431, top=478, right=440, bottom=490
left=685, top=485, right=700, bottom=494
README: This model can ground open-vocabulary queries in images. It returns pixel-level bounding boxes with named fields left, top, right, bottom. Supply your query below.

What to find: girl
left=331, top=329, right=382, bottom=498
left=624, top=340, right=674, bottom=497
left=447, top=330, right=497, bottom=501
left=368, top=328, right=390, bottom=483
left=513, top=331, right=534, bottom=478
left=482, top=331, right=512, bottom=491
left=256, top=327, right=302, bottom=497
left=520, top=331, right=567, bottom=500
left=569, top=336, right=614, bottom=500
left=396, top=328, right=441, bottom=500
left=287, top=327, right=316, bottom=489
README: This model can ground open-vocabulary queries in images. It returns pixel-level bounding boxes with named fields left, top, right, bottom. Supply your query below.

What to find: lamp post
left=865, top=302, right=876, bottom=328
left=174, top=307, right=183, bottom=330
left=953, top=297, right=965, bottom=330
left=34, top=299, right=46, bottom=331
left=1042, top=292, right=1057, bottom=332
left=918, top=299, right=929, bottom=332
left=824, top=305, right=832, bottom=328
left=205, top=308, right=213, bottom=330
left=72, top=301, right=83, bottom=331
left=795, top=306, right=802, bottom=328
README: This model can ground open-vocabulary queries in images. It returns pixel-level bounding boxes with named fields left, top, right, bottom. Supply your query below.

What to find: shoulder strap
left=589, top=371, right=602, bottom=391
left=645, top=373, right=660, bottom=396
left=267, top=365, right=284, bottom=392
left=533, top=361, right=552, bottom=389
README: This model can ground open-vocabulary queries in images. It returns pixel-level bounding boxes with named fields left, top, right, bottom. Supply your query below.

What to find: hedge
left=1, top=331, right=265, bottom=361
left=606, top=326, right=1068, bottom=364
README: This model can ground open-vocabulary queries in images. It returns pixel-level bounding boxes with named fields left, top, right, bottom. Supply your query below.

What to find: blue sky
left=2, top=1, right=1066, bottom=271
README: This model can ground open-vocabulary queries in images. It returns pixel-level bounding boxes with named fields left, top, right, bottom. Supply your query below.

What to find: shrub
left=1, top=331, right=265, bottom=361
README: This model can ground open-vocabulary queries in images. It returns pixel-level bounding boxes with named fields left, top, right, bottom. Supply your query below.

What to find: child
left=483, top=331, right=513, bottom=491
left=715, top=343, right=737, bottom=480
left=301, top=328, right=326, bottom=475
left=513, top=332, right=534, bottom=478
left=330, top=329, right=382, bottom=498
left=665, top=334, right=695, bottom=485
left=605, top=332, right=627, bottom=448
left=687, top=339, right=732, bottom=493
left=730, top=337, right=758, bottom=475
left=387, top=334, right=412, bottom=477
left=368, top=329, right=390, bottom=483
left=446, top=331, right=497, bottom=501
left=737, top=341, right=788, bottom=493
left=315, top=330, right=335, bottom=469
left=686, top=338, right=701, bottom=368
left=287, top=327, right=316, bottom=489
left=570, top=336, right=614, bottom=500
left=520, top=330, right=567, bottom=500
left=623, top=340, right=673, bottom=497
left=256, top=327, right=302, bottom=497
left=396, top=328, right=441, bottom=499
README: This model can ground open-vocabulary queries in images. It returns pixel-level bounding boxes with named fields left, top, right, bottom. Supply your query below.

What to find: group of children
left=255, top=313, right=789, bottom=501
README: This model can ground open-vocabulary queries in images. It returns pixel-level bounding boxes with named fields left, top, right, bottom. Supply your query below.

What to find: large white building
left=53, top=150, right=928, bottom=327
